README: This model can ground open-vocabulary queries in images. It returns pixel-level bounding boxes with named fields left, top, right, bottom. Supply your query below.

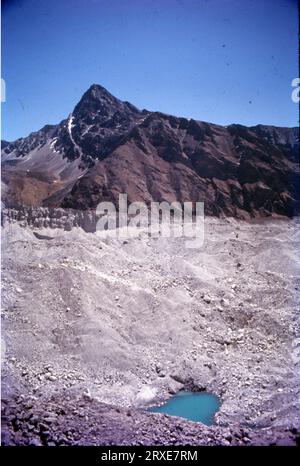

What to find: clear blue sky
left=2, top=0, right=299, bottom=141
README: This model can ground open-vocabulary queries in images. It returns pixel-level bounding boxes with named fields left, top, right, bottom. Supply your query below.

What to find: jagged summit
left=1, top=85, right=299, bottom=217
left=74, top=84, right=119, bottom=113
left=73, top=83, right=140, bottom=119
left=88, top=83, right=113, bottom=95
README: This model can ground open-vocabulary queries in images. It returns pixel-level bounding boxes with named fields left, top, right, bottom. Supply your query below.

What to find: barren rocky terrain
left=2, top=84, right=299, bottom=217
left=1, top=215, right=300, bottom=445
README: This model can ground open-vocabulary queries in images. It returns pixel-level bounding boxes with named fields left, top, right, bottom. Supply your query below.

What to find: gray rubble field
left=1, top=217, right=300, bottom=445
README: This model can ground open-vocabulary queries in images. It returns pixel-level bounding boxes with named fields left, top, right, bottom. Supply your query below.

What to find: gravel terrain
left=1, top=216, right=300, bottom=445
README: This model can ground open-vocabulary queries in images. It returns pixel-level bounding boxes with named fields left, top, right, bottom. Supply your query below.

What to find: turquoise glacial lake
left=149, top=391, right=221, bottom=426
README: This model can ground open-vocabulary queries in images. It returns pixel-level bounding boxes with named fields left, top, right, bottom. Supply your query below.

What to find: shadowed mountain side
left=2, top=85, right=299, bottom=218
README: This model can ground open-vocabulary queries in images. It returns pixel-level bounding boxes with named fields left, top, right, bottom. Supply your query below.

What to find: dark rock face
left=2, top=84, right=299, bottom=218
left=2, top=392, right=299, bottom=446
left=71, top=84, right=144, bottom=165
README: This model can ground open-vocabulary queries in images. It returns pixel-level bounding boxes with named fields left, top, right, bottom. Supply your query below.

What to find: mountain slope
left=2, top=84, right=299, bottom=218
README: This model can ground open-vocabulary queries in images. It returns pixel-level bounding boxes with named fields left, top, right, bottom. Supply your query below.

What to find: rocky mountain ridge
left=2, top=84, right=299, bottom=218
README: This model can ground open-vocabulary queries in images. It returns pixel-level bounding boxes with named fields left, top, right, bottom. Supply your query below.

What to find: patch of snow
left=68, top=115, right=76, bottom=131
left=50, top=138, right=58, bottom=153
left=82, top=125, right=93, bottom=136
left=67, top=114, right=81, bottom=153
left=50, top=138, right=58, bottom=148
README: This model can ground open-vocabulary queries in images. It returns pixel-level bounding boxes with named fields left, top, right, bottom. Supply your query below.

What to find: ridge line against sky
left=2, top=0, right=299, bottom=142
